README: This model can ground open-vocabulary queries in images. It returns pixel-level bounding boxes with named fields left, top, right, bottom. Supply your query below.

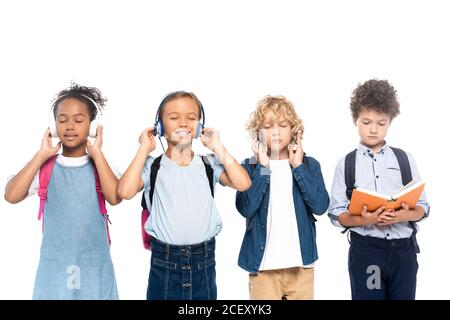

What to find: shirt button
left=374, top=159, right=377, bottom=162
left=376, top=175, right=379, bottom=179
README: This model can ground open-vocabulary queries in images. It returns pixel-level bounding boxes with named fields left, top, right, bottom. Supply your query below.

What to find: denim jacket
left=235, top=156, right=330, bottom=273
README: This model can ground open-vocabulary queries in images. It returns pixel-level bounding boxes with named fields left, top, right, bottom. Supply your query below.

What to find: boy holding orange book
left=328, top=79, right=429, bottom=300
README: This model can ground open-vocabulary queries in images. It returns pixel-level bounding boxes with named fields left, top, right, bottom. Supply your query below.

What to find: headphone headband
left=154, top=91, right=206, bottom=138
left=51, top=93, right=101, bottom=117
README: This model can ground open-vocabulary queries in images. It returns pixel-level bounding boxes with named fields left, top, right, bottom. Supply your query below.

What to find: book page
left=393, top=180, right=425, bottom=199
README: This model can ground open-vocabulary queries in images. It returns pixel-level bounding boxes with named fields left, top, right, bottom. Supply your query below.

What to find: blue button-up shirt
left=236, top=156, right=330, bottom=273
left=328, top=143, right=430, bottom=239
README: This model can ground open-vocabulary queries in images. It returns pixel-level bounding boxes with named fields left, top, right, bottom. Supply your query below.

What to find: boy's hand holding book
left=360, top=205, right=386, bottom=225
left=348, top=180, right=425, bottom=216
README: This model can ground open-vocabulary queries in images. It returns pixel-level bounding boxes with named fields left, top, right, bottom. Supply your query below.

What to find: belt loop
left=347, top=231, right=352, bottom=244
left=204, top=241, right=208, bottom=258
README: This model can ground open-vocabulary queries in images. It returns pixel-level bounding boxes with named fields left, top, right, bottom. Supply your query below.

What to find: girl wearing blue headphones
left=117, top=90, right=251, bottom=300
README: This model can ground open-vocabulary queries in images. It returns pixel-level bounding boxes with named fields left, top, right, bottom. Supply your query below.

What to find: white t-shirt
left=259, top=159, right=313, bottom=270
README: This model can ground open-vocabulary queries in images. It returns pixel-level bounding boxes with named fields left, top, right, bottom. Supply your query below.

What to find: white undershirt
left=259, top=159, right=313, bottom=270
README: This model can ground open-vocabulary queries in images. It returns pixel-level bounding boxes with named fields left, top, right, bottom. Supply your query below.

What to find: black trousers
left=348, top=231, right=418, bottom=300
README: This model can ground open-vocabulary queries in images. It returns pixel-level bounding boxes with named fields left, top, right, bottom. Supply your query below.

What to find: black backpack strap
left=391, top=147, right=413, bottom=185
left=201, top=155, right=214, bottom=198
left=341, top=149, right=357, bottom=234
left=140, top=192, right=147, bottom=210
left=148, top=155, right=163, bottom=206
left=391, top=147, right=420, bottom=253
left=344, top=149, right=357, bottom=201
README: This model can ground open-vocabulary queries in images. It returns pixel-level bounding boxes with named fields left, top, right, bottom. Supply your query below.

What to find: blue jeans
left=348, top=231, right=418, bottom=300
left=147, top=237, right=217, bottom=300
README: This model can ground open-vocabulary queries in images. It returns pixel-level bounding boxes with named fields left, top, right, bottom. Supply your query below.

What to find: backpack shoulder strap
left=344, top=149, right=357, bottom=201
left=200, top=154, right=214, bottom=198
left=148, top=155, right=163, bottom=206
left=92, top=162, right=107, bottom=215
left=390, top=146, right=420, bottom=252
left=38, top=155, right=58, bottom=221
left=92, top=161, right=111, bottom=245
left=390, top=147, right=413, bottom=185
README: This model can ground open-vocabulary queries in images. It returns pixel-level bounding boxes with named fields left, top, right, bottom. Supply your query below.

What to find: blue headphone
left=153, top=91, right=206, bottom=139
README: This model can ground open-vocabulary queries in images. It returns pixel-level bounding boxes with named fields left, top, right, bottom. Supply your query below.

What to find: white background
left=0, top=0, right=449, bottom=299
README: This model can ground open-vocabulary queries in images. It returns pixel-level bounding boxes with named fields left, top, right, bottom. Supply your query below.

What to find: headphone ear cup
left=158, top=121, right=165, bottom=137
left=49, top=115, right=57, bottom=137
left=89, top=119, right=99, bottom=138
left=195, top=123, right=204, bottom=139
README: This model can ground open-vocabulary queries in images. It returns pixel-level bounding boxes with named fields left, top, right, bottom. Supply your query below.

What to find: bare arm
left=4, top=129, right=61, bottom=204
left=338, top=205, right=386, bottom=227
left=201, top=128, right=251, bottom=192
left=378, top=203, right=425, bottom=225
left=117, top=128, right=155, bottom=200
left=87, top=126, right=121, bottom=206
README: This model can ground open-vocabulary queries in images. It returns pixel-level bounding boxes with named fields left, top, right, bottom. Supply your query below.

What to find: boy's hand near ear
left=251, top=138, right=270, bottom=168
left=288, top=130, right=303, bottom=168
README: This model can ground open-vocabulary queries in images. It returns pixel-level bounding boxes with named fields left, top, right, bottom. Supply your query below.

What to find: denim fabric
left=147, top=237, right=217, bottom=300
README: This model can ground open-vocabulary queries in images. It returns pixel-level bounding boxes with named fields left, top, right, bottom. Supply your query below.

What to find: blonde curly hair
left=246, top=95, right=304, bottom=141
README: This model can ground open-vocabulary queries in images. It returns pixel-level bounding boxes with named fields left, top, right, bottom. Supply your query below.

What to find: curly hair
left=246, top=95, right=304, bottom=141
left=52, top=82, right=107, bottom=121
left=350, top=79, right=400, bottom=122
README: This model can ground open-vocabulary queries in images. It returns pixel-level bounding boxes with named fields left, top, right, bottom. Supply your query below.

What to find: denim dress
left=32, top=161, right=118, bottom=300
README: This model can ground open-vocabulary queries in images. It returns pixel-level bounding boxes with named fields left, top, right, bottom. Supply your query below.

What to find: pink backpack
left=37, top=155, right=111, bottom=245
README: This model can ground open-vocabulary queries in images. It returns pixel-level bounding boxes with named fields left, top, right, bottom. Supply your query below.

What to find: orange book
left=348, top=180, right=426, bottom=215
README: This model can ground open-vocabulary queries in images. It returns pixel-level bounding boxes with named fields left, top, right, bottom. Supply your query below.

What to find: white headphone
left=49, top=93, right=101, bottom=138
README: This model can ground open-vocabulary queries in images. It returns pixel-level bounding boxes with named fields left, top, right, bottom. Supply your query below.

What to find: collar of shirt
left=357, top=141, right=388, bottom=158
left=57, top=154, right=91, bottom=167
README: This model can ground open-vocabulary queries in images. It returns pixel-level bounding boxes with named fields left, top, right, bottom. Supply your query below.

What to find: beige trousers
left=249, top=267, right=314, bottom=300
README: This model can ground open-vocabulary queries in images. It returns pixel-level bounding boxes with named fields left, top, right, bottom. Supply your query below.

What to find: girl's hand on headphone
left=139, top=127, right=156, bottom=154
left=201, top=128, right=222, bottom=152
left=288, top=130, right=303, bottom=168
left=252, top=138, right=270, bottom=168
left=87, top=126, right=103, bottom=158
left=38, top=128, right=61, bottom=160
